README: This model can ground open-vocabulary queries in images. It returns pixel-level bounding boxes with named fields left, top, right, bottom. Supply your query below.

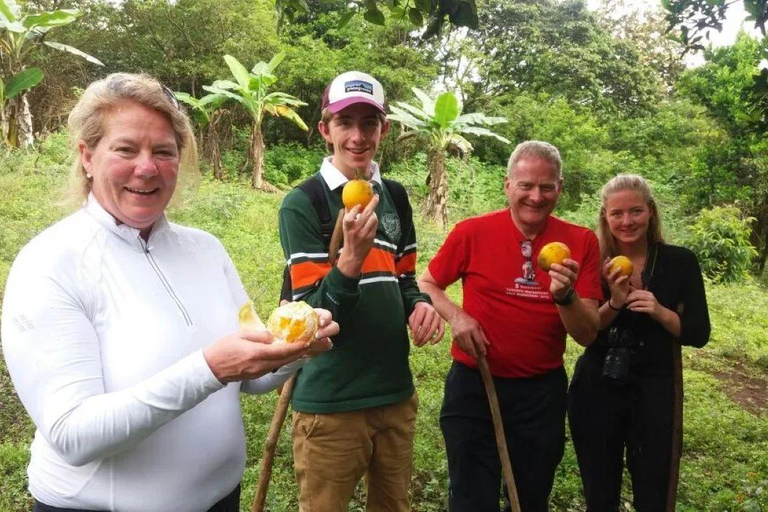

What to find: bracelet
left=607, top=299, right=623, bottom=311
left=553, top=288, right=577, bottom=306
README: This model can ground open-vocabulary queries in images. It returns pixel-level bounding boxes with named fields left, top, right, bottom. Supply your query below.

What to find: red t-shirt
left=428, top=210, right=602, bottom=377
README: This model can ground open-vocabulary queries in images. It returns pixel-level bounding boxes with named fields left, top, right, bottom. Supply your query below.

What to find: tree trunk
left=250, top=121, right=265, bottom=189
left=249, top=122, right=278, bottom=192
left=11, top=93, right=35, bottom=149
left=7, top=94, right=35, bottom=148
left=1, top=103, right=7, bottom=146
left=211, top=133, right=222, bottom=180
left=751, top=192, right=768, bottom=272
left=425, top=148, right=448, bottom=229
left=207, top=114, right=222, bottom=180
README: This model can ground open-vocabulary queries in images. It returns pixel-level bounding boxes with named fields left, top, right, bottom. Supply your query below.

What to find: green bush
left=387, top=153, right=508, bottom=226
left=685, top=205, right=757, bottom=283
left=264, top=143, right=325, bottom=187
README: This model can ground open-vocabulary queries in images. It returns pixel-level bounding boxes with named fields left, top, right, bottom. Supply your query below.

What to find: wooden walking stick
left=251, top=374, right=297, bottom=512
left=666, top=343, right=684, bottom=512
left=327, top=208, right=345, bottom=267
left=251, top=209, right=344, bottom=511
left=477, top=354, right=522, bottom=512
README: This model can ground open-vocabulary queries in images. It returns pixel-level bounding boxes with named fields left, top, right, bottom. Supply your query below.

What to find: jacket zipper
left=140, top=238, right=193, bottom=327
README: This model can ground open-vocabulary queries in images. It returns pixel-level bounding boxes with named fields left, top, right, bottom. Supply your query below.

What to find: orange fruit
left=342, top=178, right=374, bottom=210
left=609, top=255, right=634, bottom=277
left=266, top=301, right=319, bottom=344
left=538, top=242, right=571, bottom=271
left=238, top=302, right=266, bottom=330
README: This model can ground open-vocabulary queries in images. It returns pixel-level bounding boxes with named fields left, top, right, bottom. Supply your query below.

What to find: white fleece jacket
left=2, top=197, right=301, bottom=511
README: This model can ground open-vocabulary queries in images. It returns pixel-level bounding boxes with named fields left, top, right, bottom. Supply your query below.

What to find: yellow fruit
left=342, top=179, right=374, bottom=210
left=609, top=255, right=634, bottom=277
left=538, top=242, right=571, bottom=271
left=266, top=301, right=319, bottom=344
left=238, top=302, right=265, bottom=330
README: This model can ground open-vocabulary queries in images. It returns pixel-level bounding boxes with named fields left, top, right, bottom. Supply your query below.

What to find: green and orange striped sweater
left=278, top=168, right=430, bottom=413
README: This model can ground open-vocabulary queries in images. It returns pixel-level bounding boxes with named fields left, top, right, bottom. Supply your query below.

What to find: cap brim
left=328, top=97, right=386, bottom=115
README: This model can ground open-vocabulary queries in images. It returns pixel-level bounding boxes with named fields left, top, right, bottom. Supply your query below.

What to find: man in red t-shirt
left=419, top=140, right=601, bottom=511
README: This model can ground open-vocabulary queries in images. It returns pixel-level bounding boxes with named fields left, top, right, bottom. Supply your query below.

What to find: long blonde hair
left=597, top=174, right=664, bottom=260
left=66, top=73, right=198, bottom=206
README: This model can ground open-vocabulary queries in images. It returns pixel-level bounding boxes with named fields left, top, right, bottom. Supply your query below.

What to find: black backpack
left=280, top=174, right=411, bottom=303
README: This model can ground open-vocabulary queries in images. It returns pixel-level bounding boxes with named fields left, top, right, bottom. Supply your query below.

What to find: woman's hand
left=602, top=258, right=630, bottom=308
left=625, top=289, right=662, bottom=319
left=203, top=330, right=314, bottom=384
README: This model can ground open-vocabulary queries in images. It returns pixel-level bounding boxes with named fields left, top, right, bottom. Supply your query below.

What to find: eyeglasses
left=161, top=84, right=180, bottom=111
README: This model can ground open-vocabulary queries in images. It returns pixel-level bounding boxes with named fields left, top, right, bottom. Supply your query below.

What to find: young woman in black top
left=568, top=174, right=710, bottom=511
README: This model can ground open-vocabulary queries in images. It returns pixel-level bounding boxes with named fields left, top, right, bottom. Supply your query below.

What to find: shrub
left=685, top=205, right=757, bottom=283
left=264, top=143, right=324, bottom=187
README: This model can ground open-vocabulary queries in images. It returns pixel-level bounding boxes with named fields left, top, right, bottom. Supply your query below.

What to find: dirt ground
left=709, top=359, right=768, bottom=416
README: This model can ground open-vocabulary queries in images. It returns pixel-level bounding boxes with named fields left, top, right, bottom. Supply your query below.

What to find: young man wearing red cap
left=278, top=71, right=444, bottom=511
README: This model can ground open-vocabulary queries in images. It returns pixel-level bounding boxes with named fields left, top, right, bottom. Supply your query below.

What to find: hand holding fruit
left=203, top=302, right=338, bottom=384
left=203, top=328, right=312, bottom=384
left=342, top=174, right=374, bottom=210
left=538, top=242, right=579, bottom=301
left=337, top=192, right=379, bottom=278
left=271, top=300, right=338, bottom=355
left=602, top=256, right=632, bottom=308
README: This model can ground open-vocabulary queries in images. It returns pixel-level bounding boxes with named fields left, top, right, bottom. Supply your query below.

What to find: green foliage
left=206, top=53, right=307, bottom=129
left=706, top=281, right=768, bottom=368
left=388, top=152, right=508, bottom=222
left=2, top=68, right=44, bottom=100
left=59, top=0, right=281, bottom=91
left=174, top=90, right=229, bottom=129
left=272, top=0, right=478, bottom=39
left=664, top=0, right=767, bottom=50
left=0, top=0, right=101, bottom=146
left=685, top=205, right=758, bottom=283
left=0, top=443, right=32, bottom=511
left=205, top=52, right=308, bottom=188
left=469, top=0, right=665, bottom=117
left=389, top=87, right=508, bottom=226
left=263, top=142, right=324, bottom=187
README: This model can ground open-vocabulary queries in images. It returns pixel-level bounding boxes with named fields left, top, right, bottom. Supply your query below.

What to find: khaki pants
left=292, top=393, right=418, bottom=512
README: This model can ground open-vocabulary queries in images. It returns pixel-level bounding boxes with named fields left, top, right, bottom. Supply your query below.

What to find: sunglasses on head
left=161, top=84, right=180, bottom=111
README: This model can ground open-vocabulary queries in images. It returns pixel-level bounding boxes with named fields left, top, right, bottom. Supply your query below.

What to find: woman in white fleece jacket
left=1, top=73, right=337, bottom=512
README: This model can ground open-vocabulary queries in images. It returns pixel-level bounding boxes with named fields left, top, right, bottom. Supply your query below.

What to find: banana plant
left=0, top=67, right=43, bottom=146
left=204, top=53, right=308, bottom=190
left=0, top=0, right=103, bottom=148
left=388, top=88, right=510, bottom=228
left=174, top=91, right=230, bottom=180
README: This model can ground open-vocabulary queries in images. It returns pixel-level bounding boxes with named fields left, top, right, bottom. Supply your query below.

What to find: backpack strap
left=280, top=174, right=333, bottom=303
left=299, top=174, right=334, bottom=246
left=382, top=178, right=412, bottom=251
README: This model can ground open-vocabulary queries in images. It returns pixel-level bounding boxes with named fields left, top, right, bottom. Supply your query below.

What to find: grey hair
left=507, top=140, right=562, bottom=179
